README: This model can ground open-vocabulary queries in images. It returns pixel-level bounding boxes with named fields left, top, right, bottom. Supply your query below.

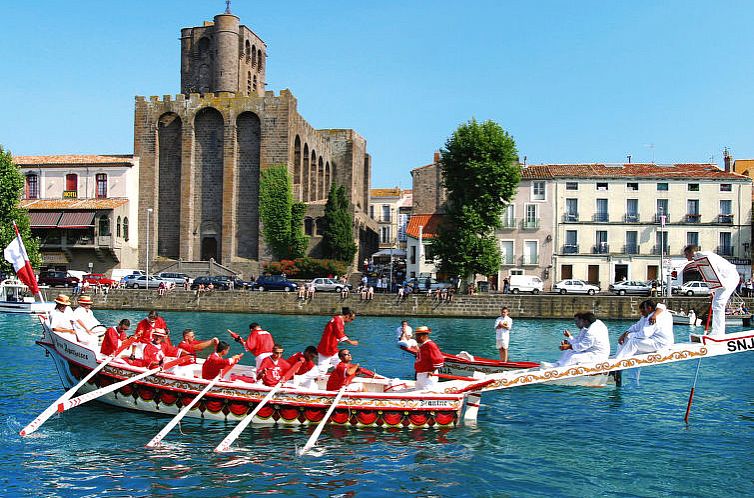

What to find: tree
left=431, top=119, right=521, bottom=279
left=0, top=145, right=41, bottom=273
left=259, top=165, right=309, bottom=260
left=321, top=184, right=357, bottom=262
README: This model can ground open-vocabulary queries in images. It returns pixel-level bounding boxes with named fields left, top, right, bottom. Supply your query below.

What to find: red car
left=82, top=273, right=117, bottom=288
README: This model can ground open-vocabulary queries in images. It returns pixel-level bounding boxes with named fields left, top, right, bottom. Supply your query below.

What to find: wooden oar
left=146, top=357, right=240, bottom=448
left=57, top=356, right=191, bottom=413
left=20, top=334, right=139, bottom=437
left=214, top=359, right=303, bottom=453
left=684, top=302, right=713, bottom=423
left=297, top=385, right=348, bottom=457
left=438, top=373, right=477, bottom=382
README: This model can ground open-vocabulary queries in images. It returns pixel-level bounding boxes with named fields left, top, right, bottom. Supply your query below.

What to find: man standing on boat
left=683, top=244, right=740, bottom=336
left=101, top=319, right=130, bottom=356
left=49, top=294, right=77, bottom=336
left=396, top=320, right=416, bottom=350
left=615, top=300, right=674, bottom=359
left=548, top=312, right=610, bottom=367
left=177, top=328, right=218, bottom=356
left=72, top=295, right=102, bottom=349
left=228, top=322, right=274, bottom=370
left=494, top=307, right=513, bottom=362
left=257, top=344, right=291, bottom=387
left=202, top=340, right=242, bottom=380
left=414, top=326, right=444, bottom=391
left=135, top=310, right=170, bottom=344
left=317, top=307, right=358, bottom=371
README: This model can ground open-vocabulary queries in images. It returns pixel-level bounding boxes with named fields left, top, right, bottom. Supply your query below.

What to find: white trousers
left=318, top=352, right=340, bottom=372
left=615, top=338, right=658, bottom=359
left=416, top=371, right=438, bottom=391
left=711, top=286, right=736, bottom=337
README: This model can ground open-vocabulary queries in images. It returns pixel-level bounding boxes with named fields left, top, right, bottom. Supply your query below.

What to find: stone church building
left=136, top=9, right=377, bottom=274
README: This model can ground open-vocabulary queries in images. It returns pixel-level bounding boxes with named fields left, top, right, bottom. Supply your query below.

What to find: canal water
left=2, top=310, right=753, bottom=497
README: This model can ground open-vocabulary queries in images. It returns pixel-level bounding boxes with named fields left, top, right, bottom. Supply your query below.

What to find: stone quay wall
left=86, top=289, right=733, bottom=320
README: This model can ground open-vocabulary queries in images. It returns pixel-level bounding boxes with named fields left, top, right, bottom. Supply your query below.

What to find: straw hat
left=77, top=295, right=93, bottom=305
left=415, top=326, right=431, bottom=335
left=54, top=294, right=71, bottom=306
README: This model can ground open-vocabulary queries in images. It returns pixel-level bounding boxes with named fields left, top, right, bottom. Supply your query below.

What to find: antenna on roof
left=627, top=154, right=632, bottom=164
left=644, top=143, right=655, bottom=164
left=225, top=0, right=232, bottom=14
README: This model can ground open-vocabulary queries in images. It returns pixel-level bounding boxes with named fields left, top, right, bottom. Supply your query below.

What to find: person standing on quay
left=494, top=307, right=513, bottom=361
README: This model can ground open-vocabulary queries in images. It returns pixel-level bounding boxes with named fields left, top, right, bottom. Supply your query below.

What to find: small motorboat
left=0, top=279, right=54, bottom=314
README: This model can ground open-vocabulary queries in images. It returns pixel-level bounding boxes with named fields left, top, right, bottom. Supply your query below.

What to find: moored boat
left=0, top=278, right=54, bottom=314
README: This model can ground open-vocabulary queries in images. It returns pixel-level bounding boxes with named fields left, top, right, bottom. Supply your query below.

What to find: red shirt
left=178, top=339, right=199, bottom=355
left=257, top=356, right=291, bottom=387
left=202, top=352, right=231, bottom=380
left=415, top=339, right=444, bottom=374
left=100, top=326, right=126, bottom=356
left=245, top=329, right=274, bottom=356
left=317, top=315, right=347, bottom=357
left=135, top=317, right=169, bottom=344
left=326, top=362, right=353, bottom=391
left=287, top=352, right=315, bottom=375
left=125, top=342, right=164, bottom=369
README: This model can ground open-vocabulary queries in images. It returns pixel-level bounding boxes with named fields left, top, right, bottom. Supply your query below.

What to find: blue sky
left=3, top=1, right=754, bottom=188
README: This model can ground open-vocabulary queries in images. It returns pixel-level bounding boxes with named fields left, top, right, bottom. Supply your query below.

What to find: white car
left=309, top=278, right=352, bottom=292
left=674, top=281, right=711, bottom=296
left=553, top=279, right=600, bottom=295
left=123, top=275, right=168, bottom=289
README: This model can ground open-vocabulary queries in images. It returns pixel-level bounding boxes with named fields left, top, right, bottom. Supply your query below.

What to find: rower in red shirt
left=228, top=322, right=274, bottom=370
left=100, top=319, right=131, bottom=356
left=177, top=328, right=218, bottom=356
left=317, top=307, right=358, bottom=372
left=257, top=344, right=291, bottom=387
left=414, top=326, right=444, bottom=391
left=326, top=349, right=361, bottom=391
left=126, top=330, right=173, bottom=369
left=287, top=346, right=320, bottom=389
left=135, top=310, right=170, bottom=344
left=202, top=341, right=242, bottom=380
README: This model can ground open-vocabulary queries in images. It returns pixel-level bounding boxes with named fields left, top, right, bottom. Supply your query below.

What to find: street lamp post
left=146, top=208, right=153, bottom=283
left=658, top=208, right=666, bottom=297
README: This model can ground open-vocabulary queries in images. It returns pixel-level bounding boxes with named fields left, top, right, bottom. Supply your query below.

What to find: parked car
left=403, top=277, right=453, bottom=293
left=251, top=275, right=298, bottom=292
left=123, top=275, right=168, bottom=289
left=508, top=275, right=544, bottom=294
left=82, top=273, right=118, bottom=288
left=553, top=279, right=600, bottom=295
left=213, top=275, right=254, bottom=290
left=157, top=272, right=192, bottom=286
left=190, top=276, right=231, bottom=291
left=38, top=270, right=80, bottom=288
left=608, top=280, right=652, bottom=296
left=309, top=278, right=352, bottom=292
left=673, top=280, right=711, bottom=296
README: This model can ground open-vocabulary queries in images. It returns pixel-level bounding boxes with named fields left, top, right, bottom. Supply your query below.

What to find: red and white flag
left=4, top=222, right=40, bottom=296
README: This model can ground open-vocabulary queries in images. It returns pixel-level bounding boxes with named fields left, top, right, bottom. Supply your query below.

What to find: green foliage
left=0, top=145, right=41, bottom=273
left=321, top=184, right=357, bottom=263
left=431, top=119, right=520, bottom=279
left=259, top=166, right=309, bottom=260
left=264, top=257, right=349, bottom=279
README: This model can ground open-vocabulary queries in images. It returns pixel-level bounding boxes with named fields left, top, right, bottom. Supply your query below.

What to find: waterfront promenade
left=86, top=289, right=735, bottom=319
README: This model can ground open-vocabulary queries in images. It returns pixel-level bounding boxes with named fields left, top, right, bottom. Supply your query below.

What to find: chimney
left=723, top=147, right=732, bottom=172
left=433, top=151, right=441, bottom=164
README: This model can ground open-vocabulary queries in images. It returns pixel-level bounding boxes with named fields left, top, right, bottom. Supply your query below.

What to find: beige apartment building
left=369, top=188, right=412, bottom=251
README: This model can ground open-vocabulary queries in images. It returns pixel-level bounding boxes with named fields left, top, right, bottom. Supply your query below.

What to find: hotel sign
left=63, top=190, right=78, bottom=199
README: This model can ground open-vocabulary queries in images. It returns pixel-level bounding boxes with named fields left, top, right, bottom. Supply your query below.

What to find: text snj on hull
left=23, top=316, right=754, bottom=451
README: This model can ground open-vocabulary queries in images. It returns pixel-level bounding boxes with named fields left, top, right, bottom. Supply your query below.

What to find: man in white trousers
left=683, top=244, right=740, bottom=336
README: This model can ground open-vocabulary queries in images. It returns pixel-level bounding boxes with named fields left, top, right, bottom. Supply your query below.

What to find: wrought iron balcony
left=522, top=219, right=540, bottom=230
left=562, top=244, right=579, bottom=254
left=563, top=213, right=579, bottom=222
left=522, top=255, right=539, bottom=265
left=500, top=218, right=517, bottom=229
left=718, top=214, right=734, bottom=224
left=593, top=243, right=609, bottom=254
left=624, top=213, right=640, bottom=223
left=717, top=245, right=734, bottom=256
left=593, top=213, right=609, bottom=222
left=623, top=244, right=640, bottom=255
left=685, top=213, right=701, bottom=223
left=654, top=213, right=670, bottom=223
left=651, top=245, right=670, bottom=255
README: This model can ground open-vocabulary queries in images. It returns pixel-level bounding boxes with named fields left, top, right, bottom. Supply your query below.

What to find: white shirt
left=50, top=306, right=76, bottom=332
left=568, top=320, right=610, bottom=359
left=73, top=306, right=101, bottom=332
left=494, top=315, right=513, bottom=334
left=396, top=325, right=413, bottom=342
left=694, top=251, right=740, bottom=289
left=628, top=304, right=674, bottom=349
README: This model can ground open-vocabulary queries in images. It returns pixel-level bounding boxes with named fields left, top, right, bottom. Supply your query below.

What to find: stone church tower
left=135, top=8, right=378, bottom=272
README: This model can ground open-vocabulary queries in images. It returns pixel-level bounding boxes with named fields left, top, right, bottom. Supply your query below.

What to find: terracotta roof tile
left=405, top=214, right=446, bottom=239
left=14, top=154, right=135, bottom=166
left=528, top=163, right=748, bottom=181
left=20, top=198, right=129, bottom=210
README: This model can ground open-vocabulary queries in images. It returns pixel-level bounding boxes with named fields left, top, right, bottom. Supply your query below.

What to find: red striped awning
left=57, top=211, right=95, bottom=228
left=29, top=211, right=62, bottom=228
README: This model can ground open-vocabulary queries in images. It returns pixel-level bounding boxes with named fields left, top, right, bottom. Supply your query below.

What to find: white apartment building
left=15, top=154, right=140, bottom=272
left=369, top=188, right=412, bottom=251
left=543, top=163, right=752, bottom=287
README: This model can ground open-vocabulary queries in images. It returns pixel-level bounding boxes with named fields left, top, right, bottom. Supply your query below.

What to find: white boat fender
left=457, top=351, right=475, bottom=361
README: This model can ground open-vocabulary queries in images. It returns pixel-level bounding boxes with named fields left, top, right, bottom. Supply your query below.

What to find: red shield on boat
left=138, top=387, right=156, bottom=401
left=257, top=405, right=274, bottom=419
left=331, top=409, right=349, bottom=425
left=279, top=407, right=299, bottom=421
left=204, top=399, right=224, bottom=413
left=304, top=408, right=325, bottom=422
left=381, top=411, right=402, bottom=426
left=228, top=402, right=249, bottom=416
left=158, top=391, right=178, bottom=406
left=408, top=412, right=428, bottom=426
left=356, top=410, right=378, bottom=425
left=434, top=411, right=455, bottom=426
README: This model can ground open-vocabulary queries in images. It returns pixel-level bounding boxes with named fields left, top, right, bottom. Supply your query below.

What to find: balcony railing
left=624, top=213, right=640, bottom=223
left=562, top=244, right=579, bottom=254
left=651, top=245, right=670, bottom=255
left=685, top=213, right=701, bottom=223
left=563, top=213, right=579, bottom=222
left=623, top=244, right=640, bottom=255
left=593, top=213, right=609, bottom=222
left=522, top=219, right=540, bottom=229
left=717, top=245, right=734, bottom=256
left=593, top=243, right=609, bottom=254
left=501, top=218, right=517, bottom=229
left=522, top=255, right=539, bottom=265
left=718, top=214, right=734, bottom=224
left=654, top=213, right=670, bottom=223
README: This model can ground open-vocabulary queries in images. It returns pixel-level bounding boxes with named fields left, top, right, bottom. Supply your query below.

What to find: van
left=507, top=275, right=544, bottom=294
left=110, top=268, right=144, bottom=282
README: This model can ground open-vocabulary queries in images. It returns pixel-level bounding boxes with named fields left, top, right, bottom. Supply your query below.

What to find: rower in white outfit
left=683, top=244, right=740, bottom=336
left=396, top=320, right=416, bottom=350
left=548, top=311, right=610, bottom=367
left=615, top=299, right=674, bottom=359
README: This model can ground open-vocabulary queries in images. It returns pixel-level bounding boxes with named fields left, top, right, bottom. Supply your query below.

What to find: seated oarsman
left=257, top=344, right=292, bottom=387
left=414, top=326, right=444, bottom=391
left=100, top=319, right=131, bottom=356
left=287, top=346, right=320, bottom=389
left=177, top=328, right=218, bottom=357
left=615, top=300, right=674, bottom=359
left=326, top=349, right=362, bottom=391
left=49, top=294, right=77, bottom=337
left=202, top=341, right=242, bottom=380
left=545, top=312, right=610, bottom=367
left=126, top=330, right=171, bottom=369
left=72, top=295, right=102, bottom=349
